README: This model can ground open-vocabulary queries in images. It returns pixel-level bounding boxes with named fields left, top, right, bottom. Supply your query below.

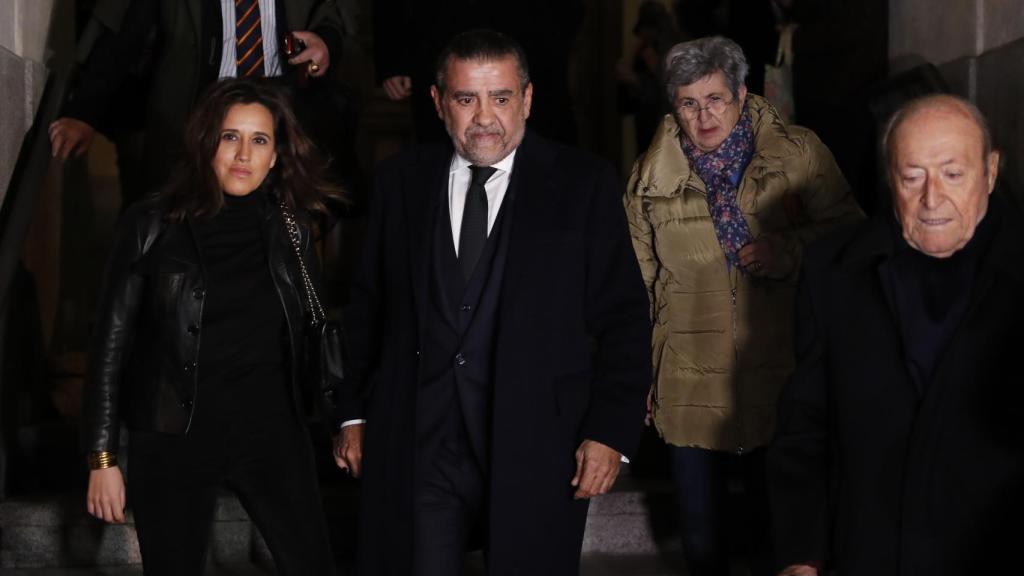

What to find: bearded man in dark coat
left=332, top=30, right=651, bottom=576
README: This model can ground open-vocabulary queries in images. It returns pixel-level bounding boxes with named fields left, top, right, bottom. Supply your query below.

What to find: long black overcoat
left=768, top=196, right=1024, bottom=575
left=343, top=131, right=652, bottom=575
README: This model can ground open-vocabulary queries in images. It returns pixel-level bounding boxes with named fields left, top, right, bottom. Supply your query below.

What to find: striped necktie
left=235, top=0, right=265, bottom=77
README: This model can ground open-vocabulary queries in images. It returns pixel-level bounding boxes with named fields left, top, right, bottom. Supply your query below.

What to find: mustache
left=465, top=126, right=504, bottom=138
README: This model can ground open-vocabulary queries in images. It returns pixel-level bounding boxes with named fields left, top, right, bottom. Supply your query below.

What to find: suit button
left=183, top=362, right=196, bottom=374
left=181, top=398, right=193, bottom=409
left=187, top=324, right=199, bottom=335
left=460, top=304, right=472, bottom=312
left=192, top=287, right=205, bottom=299
left=455, top=353, right=466, bottom=366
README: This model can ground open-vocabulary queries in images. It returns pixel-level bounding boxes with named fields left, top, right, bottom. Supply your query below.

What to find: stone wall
left=889, top=0, right=1024, bottom=200
left=0, top=0, right=55, bottom=208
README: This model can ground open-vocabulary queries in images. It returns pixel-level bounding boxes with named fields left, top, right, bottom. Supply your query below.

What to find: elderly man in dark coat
left=333, top=30, right=651, bottom=576
left=768, top=94, right=1024, bottom=576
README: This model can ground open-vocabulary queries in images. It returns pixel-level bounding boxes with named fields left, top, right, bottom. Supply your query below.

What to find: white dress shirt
left=338, top=150, right=517, bottom=430
left=219, top=0, right=283, bottom=79
left=447, top=150, right=517, bottom=255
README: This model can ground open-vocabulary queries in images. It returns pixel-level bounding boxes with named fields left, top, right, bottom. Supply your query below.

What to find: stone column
left=0, top=0, right=56, bottom=207
left=889, top=0, right=1024, bottom=202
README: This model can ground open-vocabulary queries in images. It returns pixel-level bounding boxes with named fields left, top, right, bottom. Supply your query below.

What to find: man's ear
left=522, top=82, right=534, bottom=120
left=986, top=150, right=1000, bottom=194
left=430, top=85, right=444, bottom=120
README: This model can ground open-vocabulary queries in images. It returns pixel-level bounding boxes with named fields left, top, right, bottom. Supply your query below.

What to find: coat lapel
left=929, top=197, right=1024, bottom=390
left=186, top=0, right=203, bottom=45
left=405, top=144, right=452, bottom=335
left=499, top=131, right=560, bottom=317
left=839, top=216, right=923, bottom=397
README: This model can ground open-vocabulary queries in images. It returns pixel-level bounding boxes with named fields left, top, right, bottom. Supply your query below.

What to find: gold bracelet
left=88, top=451, right=117, bottom=470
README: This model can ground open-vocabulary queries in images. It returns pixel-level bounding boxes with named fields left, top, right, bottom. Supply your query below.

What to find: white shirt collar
left=449, top=148, right=518, bottom=175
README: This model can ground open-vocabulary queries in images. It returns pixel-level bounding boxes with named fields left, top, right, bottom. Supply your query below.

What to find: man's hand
left=333, top=423, right=364, bottom=478
left=288, top=30, right=330, bottom=77
left=87, top=466, right=126, bottom=524
left=778, top=564, right=818, bottom=576
left=381, top=76, right=412, bottom=101
left=570, top=439, right=621, bottom=499
left=49, top=117, right=95, bottom=161
left=738, top=234, right=792, bottom=279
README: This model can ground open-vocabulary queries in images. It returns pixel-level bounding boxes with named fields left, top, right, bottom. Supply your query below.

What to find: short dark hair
left=163, top=77, right=343, bottom=221
left=881, top=93, right=995, bottom=181
left=433, top=29, right=531, bottom=95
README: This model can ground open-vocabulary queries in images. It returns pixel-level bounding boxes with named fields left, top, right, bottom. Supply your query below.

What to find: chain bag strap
left=280, top=201, right=325, bottom=325
left=278, top=201, right=350, bottom=432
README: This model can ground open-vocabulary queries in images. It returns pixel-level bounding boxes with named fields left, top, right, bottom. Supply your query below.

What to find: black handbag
left=280, top=203, right=347, bottom=424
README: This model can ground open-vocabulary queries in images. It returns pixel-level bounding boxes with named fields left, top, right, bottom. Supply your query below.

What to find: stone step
left=0, top=493, right=271, bottom=569
left=1, top=553, right=682, bottom=576
left=1, top=476, right=674, bottom=569
left=582, top=476, right=677, bottom=555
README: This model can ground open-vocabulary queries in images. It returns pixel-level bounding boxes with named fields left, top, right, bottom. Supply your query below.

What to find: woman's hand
left=87, top=466, right=126, bottom=524
left=738, top=235, right=793, bottom=279
left=333, top=423, right=364, bottom=478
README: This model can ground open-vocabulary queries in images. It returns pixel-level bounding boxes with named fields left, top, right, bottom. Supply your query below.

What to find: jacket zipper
left=729, top=265, right=744, bottom=455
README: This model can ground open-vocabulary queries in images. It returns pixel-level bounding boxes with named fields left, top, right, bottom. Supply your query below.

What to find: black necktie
left=458, top=165, right=497, bottom=280
left=235, top=0, right=265, bottom=77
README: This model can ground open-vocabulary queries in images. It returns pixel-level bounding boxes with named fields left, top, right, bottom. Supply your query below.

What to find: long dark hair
left=163, top=77, right=343, bottom=221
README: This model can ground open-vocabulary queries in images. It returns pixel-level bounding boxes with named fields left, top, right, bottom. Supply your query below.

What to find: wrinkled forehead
left=444, top=55, right=525, bottom=86
left=891, top=105, right=986, bottom=166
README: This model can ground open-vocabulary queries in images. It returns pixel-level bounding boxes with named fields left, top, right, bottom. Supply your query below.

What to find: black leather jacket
left=81, top=194, right=325, bottom=454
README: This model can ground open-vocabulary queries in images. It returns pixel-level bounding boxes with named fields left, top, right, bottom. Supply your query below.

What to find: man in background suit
left=334, top=29, right=651, bottom=575
left=372, top=0, right=584, bottom=144
left=49, top=0, right=345, bottom=199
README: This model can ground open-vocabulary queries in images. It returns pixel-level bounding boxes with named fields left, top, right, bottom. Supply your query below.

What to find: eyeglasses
left=675, top=95, right=734, bottom=119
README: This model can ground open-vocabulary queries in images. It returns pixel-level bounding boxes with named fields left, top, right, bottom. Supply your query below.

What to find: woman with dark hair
left=81, top=77, right=342, bottom=575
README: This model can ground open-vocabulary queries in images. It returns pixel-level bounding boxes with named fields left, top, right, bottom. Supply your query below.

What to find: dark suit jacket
left=344, top=131, right=651, bottom=575
left=767, top=195, right=1024, bottom=575
left=63, top=0, right=345, bottom=189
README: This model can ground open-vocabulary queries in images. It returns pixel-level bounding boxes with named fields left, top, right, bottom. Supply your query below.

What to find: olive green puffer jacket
left=624, top=95, right=862, bottom=452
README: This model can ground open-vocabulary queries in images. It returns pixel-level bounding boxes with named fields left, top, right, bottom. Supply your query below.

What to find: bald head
left=882, top=94, right=993, bottom=181
left=884, top=94, right=1000, bottom=258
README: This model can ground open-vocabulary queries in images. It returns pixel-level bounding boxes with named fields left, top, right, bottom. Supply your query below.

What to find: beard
left=445, top=120, right=523, bottom=166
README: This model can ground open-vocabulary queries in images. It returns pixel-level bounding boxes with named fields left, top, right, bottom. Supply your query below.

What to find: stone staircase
left=0, top=492, right=273, bottom=569
left=0, top=475, right=679, bottom=571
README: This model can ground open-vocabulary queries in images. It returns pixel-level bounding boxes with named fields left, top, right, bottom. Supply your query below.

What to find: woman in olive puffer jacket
left=623, top=36, right=862, bottom=575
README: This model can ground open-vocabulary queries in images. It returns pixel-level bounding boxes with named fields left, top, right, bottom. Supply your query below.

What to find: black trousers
left=127, top=370, right=336, bottom=576
left=412, top=413, right=486, bottom=576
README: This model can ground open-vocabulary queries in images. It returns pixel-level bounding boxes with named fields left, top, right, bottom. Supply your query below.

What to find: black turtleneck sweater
left=880, top=209, right=997, bottom=393
left=193, top=190, right=290, bottom=416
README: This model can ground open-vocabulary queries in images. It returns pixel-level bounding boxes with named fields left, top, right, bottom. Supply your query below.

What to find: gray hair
left=663, top=36, right=749, bottom=103
left=881, top=94, right=995, bottom=181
